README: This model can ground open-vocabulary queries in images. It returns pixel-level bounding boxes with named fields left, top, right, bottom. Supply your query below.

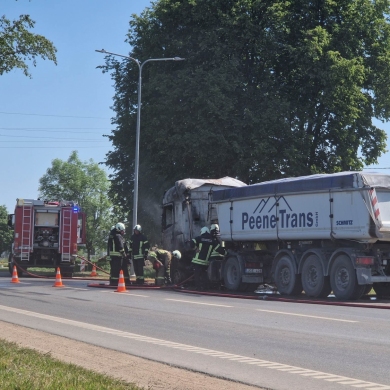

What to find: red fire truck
left=8, top=199, right=86, bottom=277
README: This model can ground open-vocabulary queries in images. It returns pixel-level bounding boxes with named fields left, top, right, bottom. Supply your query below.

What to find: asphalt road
left=1, top=274, right=390, bottom=390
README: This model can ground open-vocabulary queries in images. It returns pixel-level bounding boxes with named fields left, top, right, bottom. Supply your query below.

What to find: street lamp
left=95, top=49, right=185, bottom=228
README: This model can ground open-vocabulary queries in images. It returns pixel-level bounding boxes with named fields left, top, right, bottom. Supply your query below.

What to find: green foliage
left=0, top=14, right=57, bottom=77
left=101, top=0, right=390, bottom=236
left=38, top=151, right=113, bottom=259
left=0, top=205, right=13, bottom=254
left=0, top=339, right=140, bottom=389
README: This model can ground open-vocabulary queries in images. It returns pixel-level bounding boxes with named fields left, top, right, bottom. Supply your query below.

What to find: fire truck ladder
left=61, top=208, right=72, bottom=262
left=21, top=204, right=33, bottom=261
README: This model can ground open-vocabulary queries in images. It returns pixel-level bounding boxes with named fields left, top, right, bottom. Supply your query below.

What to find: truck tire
left=330, top=255, right=365, bottom=300
left=170, top=257, right=188, bottom=285
left=301, top=255, right=331, bottom=298
left=373, top=282, right=390, bottom=298
left=172, top=268, right=186, bottom=285
left=223, top=256, right=243, bottom=291
left=274, top=255, right=302, bottom=295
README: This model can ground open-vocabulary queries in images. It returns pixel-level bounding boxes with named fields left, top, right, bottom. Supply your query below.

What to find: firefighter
left=107, top=222, right=130, bottom=286
left=106, top=225, right=115, bottom=259
left=149, top=248, right=181, bottom=285
left=209, top=224, right=223, bottom=261
left=190, top=226, right=226, bottom=291
left=129, top=224, right=150, bottom=285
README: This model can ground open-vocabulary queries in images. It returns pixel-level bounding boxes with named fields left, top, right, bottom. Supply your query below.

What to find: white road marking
left=98, top=290, right=149, bottom=297
left=66, top=288, right=89, bottom=291
left=256, top=309, right=358, bottom=323
left=0, top=305, right=386, bottom=389
left=165, top=299, right=232, bottom=307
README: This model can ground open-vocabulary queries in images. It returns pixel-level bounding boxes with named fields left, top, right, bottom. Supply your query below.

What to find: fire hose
left=76, top=255, right=110, bottom=276
left=12, top=253, right=195, bottom=289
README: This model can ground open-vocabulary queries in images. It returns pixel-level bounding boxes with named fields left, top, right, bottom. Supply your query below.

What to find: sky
left=2, top=0, right=390, bottom=215
left=1, top=0, right=152, bottom=213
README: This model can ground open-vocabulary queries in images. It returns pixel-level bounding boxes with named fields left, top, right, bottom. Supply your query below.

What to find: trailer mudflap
left=356, top=268, right=390, bottom=284
left=356, top=268, right=372, bottom=285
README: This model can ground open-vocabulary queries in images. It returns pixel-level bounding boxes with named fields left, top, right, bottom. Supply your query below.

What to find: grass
left=0, top=339, right=142, bottom=390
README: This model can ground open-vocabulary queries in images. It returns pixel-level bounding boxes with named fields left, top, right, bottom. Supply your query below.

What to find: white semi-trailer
left=162, top=172, right=390, bottom=300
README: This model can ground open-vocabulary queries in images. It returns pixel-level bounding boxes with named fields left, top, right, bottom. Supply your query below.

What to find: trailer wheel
left=301, top=255, right=331, bottom=298
left=330, top=255, right=365, bottom=300
left=373, top=282, right=390, bottom=298
left=274, top=256, right=302, bottom=295
left=223, top=256, right=243, bottom=291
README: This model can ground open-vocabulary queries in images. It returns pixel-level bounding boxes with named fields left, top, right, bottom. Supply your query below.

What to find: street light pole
left=96, top=49, right=185, bottom=228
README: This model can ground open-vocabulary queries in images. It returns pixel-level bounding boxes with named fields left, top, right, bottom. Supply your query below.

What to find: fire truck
left=8, top=199, right=86, bottom=277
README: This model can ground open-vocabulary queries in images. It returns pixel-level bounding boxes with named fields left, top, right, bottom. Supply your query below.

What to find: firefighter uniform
left=129, top=227, right=150, bottom=284
left=210, top=224, right=224, bottom=262
left=191, top=227, right=226, bottom=291
left=107, top=227, right=130, bottom=286
left=155, top=249, right=172, bottom=284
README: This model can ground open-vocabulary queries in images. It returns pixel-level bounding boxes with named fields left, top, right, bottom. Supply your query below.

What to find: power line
left=0, top=130, right=107, bottom=134
left=0, top=129, right=110, bottom=134
left=0, top=146, right=110, bottom=149
left=1, top=140, right=107, bottom=143
left=0, top=134, right=105, bottom=140
left=0, top=127, right=108, bottom=129
left=0, top=111, right=110, bottom=119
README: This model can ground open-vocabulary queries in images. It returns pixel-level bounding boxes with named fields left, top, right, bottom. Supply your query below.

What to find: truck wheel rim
left=228, top=265, right=238, bottom=283
left=336, top=267, right=349, bottom=290
left=307, top=265, right=318, bottom=287
left=280, top=267, right=290, bottom=286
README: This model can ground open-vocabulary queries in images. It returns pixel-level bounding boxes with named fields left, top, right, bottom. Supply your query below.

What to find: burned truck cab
left=161, top=177, right=246, bottom=284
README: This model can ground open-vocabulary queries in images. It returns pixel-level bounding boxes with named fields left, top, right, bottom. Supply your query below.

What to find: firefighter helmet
left=200, top=226, right=210, bottom=235
left=115, top=222, right=125, bottom=232
left=210, top=224, right=219, bottom=232
left=133, top=224, right=142, bottom=232
left=172, top=250, right=181, bottom=259
left=148, top=251, right=157, bottom=259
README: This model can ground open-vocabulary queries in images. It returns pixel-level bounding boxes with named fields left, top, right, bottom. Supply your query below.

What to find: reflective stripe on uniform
left=192, top=242, right=213, bottom=265
left=110, top=250, right=123, bottom=256
left=192, top=258, right=209, bottom=266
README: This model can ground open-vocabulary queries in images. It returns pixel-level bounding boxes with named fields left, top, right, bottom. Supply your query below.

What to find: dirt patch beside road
left=0, top=320, right=263, bottom=390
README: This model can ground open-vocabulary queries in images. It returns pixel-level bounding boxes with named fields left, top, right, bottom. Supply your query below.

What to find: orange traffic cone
left=11, top=266, right=20, bottom=284
left=116, top=270, right=127, bottom=292
left=53, top=267, right=64, bottom=287
left=90, top=265, right=98, bottom=277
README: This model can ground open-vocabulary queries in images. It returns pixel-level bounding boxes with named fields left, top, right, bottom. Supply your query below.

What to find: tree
left=100, top=0, right=390, bottom=235
left=38, top=151, right=113, bottom=260
left=0, top=205, right=13, bottom=256
left=0, top=14, right=57, bottom=77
